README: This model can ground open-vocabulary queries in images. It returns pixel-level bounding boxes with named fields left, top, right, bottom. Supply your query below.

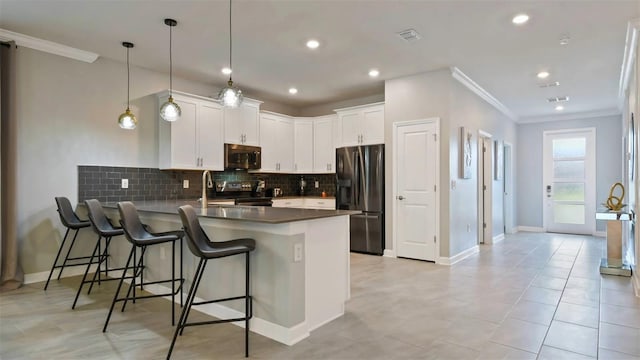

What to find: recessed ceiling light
left=221, top=67, right=232, bottom=75
left=559, top=35, right=570, bottom=46
left=555, top=105, right=564, bottom=111
left=368, top=69, right=380, bottom=78
left=537, top=71, right=550, bottom=79
left=306, top=39, right=320, bottom=49
left=512, top=14, right=530, bottom=25
left=288, top=87, right=298, bottom=95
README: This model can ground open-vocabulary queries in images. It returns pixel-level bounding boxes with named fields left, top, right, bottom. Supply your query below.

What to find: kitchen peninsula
left=101, top=200, right=356, bottom=346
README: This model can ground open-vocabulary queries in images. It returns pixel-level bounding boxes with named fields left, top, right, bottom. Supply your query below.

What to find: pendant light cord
left=169, top=23, right=173, bottom=96
left=228, top=0, right=232, bottom=82
left=126, top=46, right=130, bottom=109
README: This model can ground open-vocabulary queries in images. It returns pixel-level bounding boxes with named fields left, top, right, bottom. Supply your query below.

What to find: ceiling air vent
left=397, top=29, right=421, bottom=42
left=547, top=96, right=570, bottom=103
left=539, top=81, right=560, bottom=88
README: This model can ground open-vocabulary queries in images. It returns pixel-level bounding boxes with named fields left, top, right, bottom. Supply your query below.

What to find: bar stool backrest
left=178, top=205, right=210, bottom=258
left=55, top=196, right=84, bottom=228
left=117, top=201, right=149, bottom=246
left=85, top=199, right=118, bottom=235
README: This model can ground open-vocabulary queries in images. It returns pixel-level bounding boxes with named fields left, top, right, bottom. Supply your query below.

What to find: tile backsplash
left=78, top=165, right=335, bottom=203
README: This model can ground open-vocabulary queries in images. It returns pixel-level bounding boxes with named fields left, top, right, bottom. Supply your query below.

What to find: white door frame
left=391, top=118, right=440, bottom=260
left=504, top=141, right=515, bottom=234
left=542, top=127, right=596, bottom=235
left=477, top=130, right=493, bottom=244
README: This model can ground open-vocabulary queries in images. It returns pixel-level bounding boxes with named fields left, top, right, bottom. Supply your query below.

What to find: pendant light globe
left=118, top=108, right=137, bottom=129
left=218, top=80, right=243, bottom=108
left=160, top=18, right=182, bottom=122
left=118, top=42, right=137, bottom=130
left=218, top=0, right=243, bottom=108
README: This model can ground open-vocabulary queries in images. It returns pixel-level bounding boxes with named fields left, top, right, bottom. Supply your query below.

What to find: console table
left=596, top=209, right=634, bottom=276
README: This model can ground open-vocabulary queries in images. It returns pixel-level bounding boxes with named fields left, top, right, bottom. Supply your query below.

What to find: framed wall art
left=460, top=126, right=472, bottom=179
left=494, top=140, right=503, bottom=180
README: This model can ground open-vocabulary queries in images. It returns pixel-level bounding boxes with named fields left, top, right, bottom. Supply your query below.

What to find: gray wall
left=385, top=69, right=516, bottom=259
left=299, top=93, right=385, bottom=117
left=516, top=115, right=623, bottom=232
left=14, top=47, right=292, bottom=274
left=448, top=80, right=516, bottom=255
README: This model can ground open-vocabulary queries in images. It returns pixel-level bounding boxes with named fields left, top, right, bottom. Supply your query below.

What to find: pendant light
left=217, top=0, right=243, bottom=108
left=159, top=18, right=181, bottom=122
left=118, top=42, right=137, bottom=130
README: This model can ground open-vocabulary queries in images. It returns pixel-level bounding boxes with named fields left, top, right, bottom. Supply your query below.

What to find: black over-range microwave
left=224, top=143, right=261, bottom=170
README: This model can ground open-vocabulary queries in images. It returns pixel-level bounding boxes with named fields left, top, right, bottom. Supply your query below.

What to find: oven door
left=235, top=198, right=273, bottom=207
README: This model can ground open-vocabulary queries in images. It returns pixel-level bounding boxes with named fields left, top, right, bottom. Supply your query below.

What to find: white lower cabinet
left=158, top=91, right=224, bottom=170
left=272, top=198, right=335, bottom=210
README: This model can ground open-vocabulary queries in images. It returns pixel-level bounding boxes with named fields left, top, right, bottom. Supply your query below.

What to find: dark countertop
left=101, top=200, right=358, bottom=224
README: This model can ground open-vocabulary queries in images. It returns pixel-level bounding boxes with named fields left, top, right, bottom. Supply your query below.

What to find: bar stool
left=72, top=199, right=128, bottom=309
left=167, top=205, right=256, bottom=359
left=44, top=197, right=93, bottom=290
left=103, top=201, right=184, bottom=332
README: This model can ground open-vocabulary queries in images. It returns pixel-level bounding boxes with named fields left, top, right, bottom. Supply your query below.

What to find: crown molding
left=450, top=67, right=518, bottom=122
left=0, top=28, right=99, bottom=63
left=618, top=18, right=640, bottom=109
left=518, top=107, right=621, bottom=124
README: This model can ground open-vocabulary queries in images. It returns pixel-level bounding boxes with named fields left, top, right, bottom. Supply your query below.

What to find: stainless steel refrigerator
left=336, top=144, right=384, bottom=255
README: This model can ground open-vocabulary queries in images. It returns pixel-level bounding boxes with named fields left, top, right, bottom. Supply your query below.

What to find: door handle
left=397, top=195, right=404, bottom=200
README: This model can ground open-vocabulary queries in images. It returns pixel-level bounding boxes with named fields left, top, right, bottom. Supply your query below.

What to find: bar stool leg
left=171, top=240, right=176, bottom=326
left=57, top=229, right=80, bottom=280
left=180, top=237, right=183, bottom=308
left=179, top=259, right=208, bottom=336
left=72, top=235, right=102, bottom=309
left=103, top=245, right=135, bottom=332
left=44, top=228, right=70, bottom=290
left=88, top=236, right=111, bottom=295
left=245, top=252, right=250, bottom=358
left=122, top=246, right=145, bottom=313
left=168, top=258, right=207, bottom=360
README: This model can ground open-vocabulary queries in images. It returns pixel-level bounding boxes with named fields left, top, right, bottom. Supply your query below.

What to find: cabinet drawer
left=272, top=199, right=304, bottom=208
left=303, top=198, right=335, bottom=209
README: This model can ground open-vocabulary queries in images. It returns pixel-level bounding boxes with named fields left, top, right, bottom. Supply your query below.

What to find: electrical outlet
left=121, top=179, right=129, bottom=189
left=315, top=181, right=319, bottom=188
left=160, top=247, right=166, bottom=260
left=293, top=243, right=303, bottom=262
left=183, top=179, right=189, bottom=189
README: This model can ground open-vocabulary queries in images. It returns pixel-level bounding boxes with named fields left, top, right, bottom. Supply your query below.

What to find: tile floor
left=1, top=232, right=639, bottom=359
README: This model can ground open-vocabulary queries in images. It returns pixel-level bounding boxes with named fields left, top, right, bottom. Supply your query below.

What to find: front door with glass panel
left=543, top=128, right=596, bottom=235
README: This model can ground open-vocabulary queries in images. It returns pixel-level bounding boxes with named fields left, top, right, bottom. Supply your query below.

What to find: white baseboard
left=24, top=265, right=99, bottom=285
left=107, top=269, right=310, bottom=346
left=491, top=233, right=505, bottom=244
left=517, top=226, right=545, bottom=233
left=383, top=249, right=396, bottom=258
left=437, top=245, right=479, bottom=266
left=593, top=231, right=606, bottom=238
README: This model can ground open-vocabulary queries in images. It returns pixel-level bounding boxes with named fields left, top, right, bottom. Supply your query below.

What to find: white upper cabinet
left=260, top=112, right=294, bottom=172
left=313, top=115, right=336, bottom=173
left=158, top=91, right=224, bottom=171
left=336, top=102, right=385, bottom=147
left=294, top=119, right=314, bottom=173
left=223, top=98, right=262, bottom=146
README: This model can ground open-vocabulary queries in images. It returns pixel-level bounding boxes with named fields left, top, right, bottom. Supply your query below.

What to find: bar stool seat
left=167, top=204, right=255, bottom=359
left=44, top=197, right=93, bottom=290
left=103, top=201, right=184, bottom=332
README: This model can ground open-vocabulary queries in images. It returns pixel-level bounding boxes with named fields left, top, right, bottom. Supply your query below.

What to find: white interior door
left=503, top=143, right=514, bottom=234
left=395, top=120, right=439, bottom=261
left=478, top=135, right=492, bottom=244
left=543, top=128, right=596, bottom=235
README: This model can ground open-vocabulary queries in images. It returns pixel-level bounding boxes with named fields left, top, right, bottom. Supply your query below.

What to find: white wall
left=14, top=47, right=291, bottom=274
left=516, top=115, right=622, bottom=232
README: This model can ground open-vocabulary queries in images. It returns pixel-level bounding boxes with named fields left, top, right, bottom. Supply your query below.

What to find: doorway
left=543, top=128, right=596, bottom=235
left=504, top=142, right=514, bottom=234
left=393, top=118, right=440, bottom=261
left=477, top=132, right=492, bottom=244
